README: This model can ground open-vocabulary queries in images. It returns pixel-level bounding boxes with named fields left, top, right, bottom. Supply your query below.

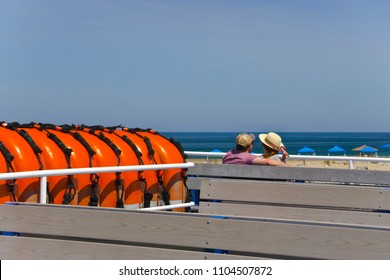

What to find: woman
left=259, top=132, right=289, bottom=163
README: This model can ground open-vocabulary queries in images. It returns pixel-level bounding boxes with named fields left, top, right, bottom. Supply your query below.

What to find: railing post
left=40, top=176, right=47, bottom=204
left=348, top=160, right=354, bottom=170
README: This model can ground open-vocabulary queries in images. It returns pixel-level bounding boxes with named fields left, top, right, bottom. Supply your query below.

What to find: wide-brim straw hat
left=259, top=132, right=283, bottom=151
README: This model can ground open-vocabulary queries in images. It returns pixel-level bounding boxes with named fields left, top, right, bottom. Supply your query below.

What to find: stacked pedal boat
left=0, top=122, right=191, bottom=211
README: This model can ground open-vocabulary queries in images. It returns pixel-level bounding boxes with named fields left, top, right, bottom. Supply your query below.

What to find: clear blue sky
left=1, top=0, right=389, bottom=132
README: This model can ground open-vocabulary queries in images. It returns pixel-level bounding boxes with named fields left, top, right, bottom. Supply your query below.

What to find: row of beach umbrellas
left=297, top=144, right=390, bottom=155
left=208, top=145, right=390, bottom=156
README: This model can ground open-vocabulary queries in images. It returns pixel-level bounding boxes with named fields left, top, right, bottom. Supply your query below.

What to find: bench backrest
left=198, top=178, right=390, bottom=227
left=187, top=163, right=390, bottom=185
left=188, top=164, right=390, bottom=228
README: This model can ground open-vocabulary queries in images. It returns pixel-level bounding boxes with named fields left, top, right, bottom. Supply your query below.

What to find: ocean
left=161, top=132, right=390, bottom=157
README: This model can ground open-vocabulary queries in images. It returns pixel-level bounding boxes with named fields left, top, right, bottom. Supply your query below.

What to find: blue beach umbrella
left=298, top=146, right=316, bottom=155
left=327, top=146, right=346, bottom=156
left=358, top=146, right=377, bottom=153
left=207, top=149, right=222, bottom=161
left=379, top=144, right=390, bottom=149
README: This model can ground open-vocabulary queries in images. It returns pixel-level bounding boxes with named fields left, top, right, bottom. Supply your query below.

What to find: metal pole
left=40, top=176, right=47, bottom=204
left=138, top=202, right=195, bottom=211
left=0, top=162, right=195, bottom=181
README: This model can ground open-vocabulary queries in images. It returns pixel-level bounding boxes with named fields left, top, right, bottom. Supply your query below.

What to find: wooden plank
left=203, top=218, right=390, bottom=259
left=0, top=236, right=262, bottom=260
left=0, top=204, right=209, bottom=250
left=186, top=177, right=202, bottom=190
left=199, top=179, right=390, bottom=210
left=2, top=204, right=390, bottom=259
left=199, top=202, right=390, bottom=228
left=187, top=163, right=390, bottom=185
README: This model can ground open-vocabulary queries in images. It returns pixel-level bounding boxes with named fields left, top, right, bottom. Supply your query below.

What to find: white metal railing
left=0, top=162, right=195, bottom=209
left=185, top=151, right=390, bottom=170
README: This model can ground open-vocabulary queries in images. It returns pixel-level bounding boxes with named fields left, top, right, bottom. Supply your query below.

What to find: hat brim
left=259, top=134, right=283, bottom=151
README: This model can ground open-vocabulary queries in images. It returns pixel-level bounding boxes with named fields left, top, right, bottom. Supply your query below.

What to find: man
left=222, top=132, right=288, bottom=166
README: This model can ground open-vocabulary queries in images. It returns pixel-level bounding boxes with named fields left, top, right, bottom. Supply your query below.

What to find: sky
left=1, top=0, right=389, bottom=132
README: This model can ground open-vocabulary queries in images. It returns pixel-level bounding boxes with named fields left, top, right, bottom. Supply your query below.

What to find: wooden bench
left=1, top=163, right=390, bottom=260
left=188, top=164, right=390, bottom=226
left=186, top=163, right=390, bottom=259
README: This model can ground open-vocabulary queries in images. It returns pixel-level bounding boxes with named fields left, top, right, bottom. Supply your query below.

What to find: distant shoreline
left=187, top=157, right=390, bottom=171
left=163, top=132, right=390, bottom=157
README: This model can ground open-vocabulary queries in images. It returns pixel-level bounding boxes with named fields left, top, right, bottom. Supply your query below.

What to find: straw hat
left=259, top=132, right=283, bottom=151
left=235, top=133, right=255, bottom=148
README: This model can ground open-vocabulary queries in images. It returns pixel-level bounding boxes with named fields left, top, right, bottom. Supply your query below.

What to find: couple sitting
left=223, top=132, right=289, bottom=166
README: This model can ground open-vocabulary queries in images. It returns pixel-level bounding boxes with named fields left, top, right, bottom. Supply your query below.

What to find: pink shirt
left=222, top=150, right=258, bottom=165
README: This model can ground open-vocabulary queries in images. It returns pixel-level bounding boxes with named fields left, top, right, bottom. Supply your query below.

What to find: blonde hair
left=262, top=143, right=278, bottom=159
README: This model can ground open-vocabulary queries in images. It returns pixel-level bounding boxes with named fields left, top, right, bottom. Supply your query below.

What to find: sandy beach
left=188, top=157, right=390, bottom=171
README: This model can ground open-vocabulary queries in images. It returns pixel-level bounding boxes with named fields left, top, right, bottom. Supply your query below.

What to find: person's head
left=259, top=132, right=284, bottom=157
left=235, top=133, right=255, bottom=152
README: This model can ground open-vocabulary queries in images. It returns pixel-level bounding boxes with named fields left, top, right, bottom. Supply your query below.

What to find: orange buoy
left=0, top=141, right=17, bottom=203
left=114, top=128, right=165, bottom=208
left=71, top=126, right=123, bottom=207
left=0, top=124, right=43, bottom=203
left=91, top=128, right=142, bottom=209
left=138, top=129, right=190, bottom=212
left=13, top=125, right=77, bottom=205
left=36, top=124, right=98, bottom=206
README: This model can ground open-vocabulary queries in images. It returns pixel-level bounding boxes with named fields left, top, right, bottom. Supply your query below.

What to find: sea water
left=161, top=132, right=390, bottom=157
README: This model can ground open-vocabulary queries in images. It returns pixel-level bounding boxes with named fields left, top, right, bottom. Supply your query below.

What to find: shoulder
left=223, top=150, right=254, bottom=165
left=269, top=155, right=281, bottom=161
left=222, top=150, right=236, bottom=163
